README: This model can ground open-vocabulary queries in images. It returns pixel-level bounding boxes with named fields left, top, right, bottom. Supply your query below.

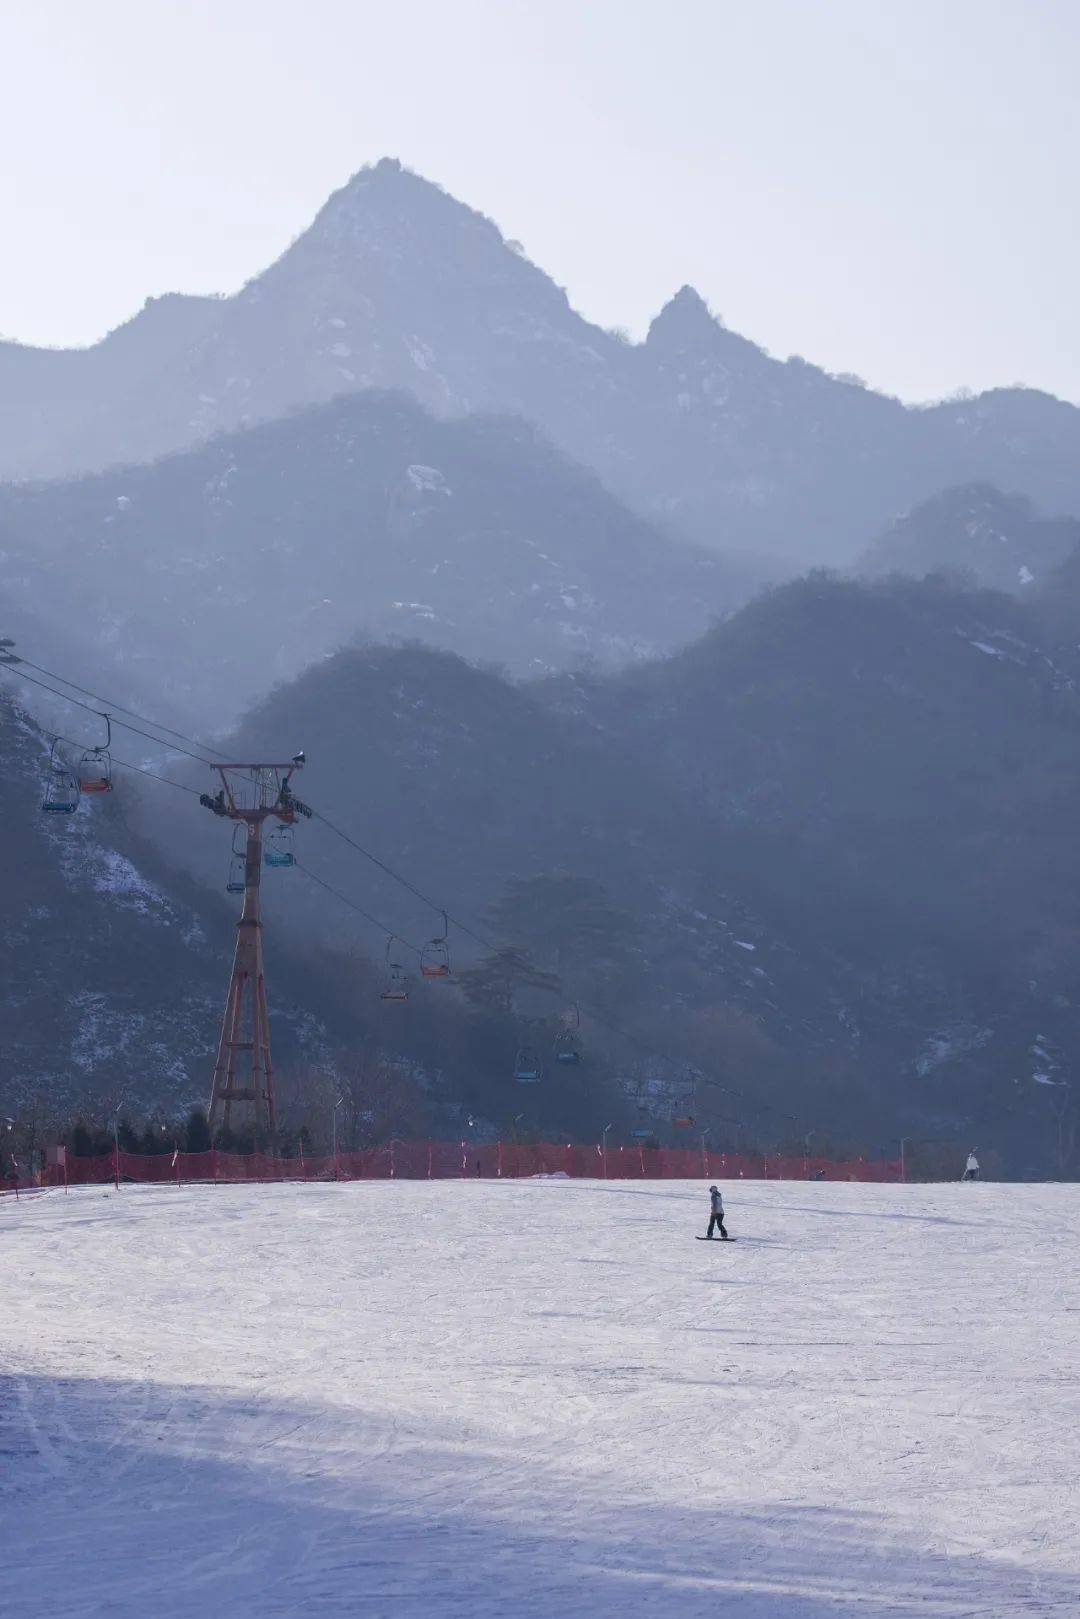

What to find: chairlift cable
left=311, top=810, right=480, bottom=935
left=109, top=755, right=204, bottom=795
left=293, top=860, right=422, bottom=955
left=6, top=653, right=231, bottom=760
left=1, top=665, right=219, bottom=765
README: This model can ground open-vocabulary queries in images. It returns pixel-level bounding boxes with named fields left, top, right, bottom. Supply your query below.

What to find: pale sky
left=2, top=0, right=1078, bottom=402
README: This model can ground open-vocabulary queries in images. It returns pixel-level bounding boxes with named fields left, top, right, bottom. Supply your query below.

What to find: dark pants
left=707, top=1213, right=727, bottom=1238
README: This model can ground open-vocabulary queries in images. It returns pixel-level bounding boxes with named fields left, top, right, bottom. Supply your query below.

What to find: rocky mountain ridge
left=4, top=159, right=1080, bottom=566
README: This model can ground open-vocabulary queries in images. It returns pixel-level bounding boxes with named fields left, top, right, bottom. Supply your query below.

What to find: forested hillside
left=98, top=572, right=1080, bottom=1176
left=858, top=484, right=1080, bottom=594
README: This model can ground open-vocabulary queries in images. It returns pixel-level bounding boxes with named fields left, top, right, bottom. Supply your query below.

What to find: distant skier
left=704, top=1184, right=729, bottom=1240
left=962, top=1151, right=980, bottom=1182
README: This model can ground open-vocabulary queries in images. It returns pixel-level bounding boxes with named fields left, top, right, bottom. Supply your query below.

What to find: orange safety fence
left=0, top=1173, right=45, bottom=1200
left=31, top=1143, right=901, bottom=1189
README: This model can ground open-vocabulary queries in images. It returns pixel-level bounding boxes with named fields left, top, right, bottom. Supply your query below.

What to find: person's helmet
left=709, top=1184, right=718, bottom=1192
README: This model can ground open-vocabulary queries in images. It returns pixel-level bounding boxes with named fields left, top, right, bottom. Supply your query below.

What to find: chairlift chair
left=41, top=740, right=80, bottom=815
left=420, top=911, right=451, bottom=979
left=514, top=1047, right=542, bottom=1084
left=381, top=938, right=409, bottom=1003
left=553, top=1002, right=581, bottom=1064
left=226, top=825, right=246, bottom=893
left=264, top=825, right=295, bottom=869
left=553, top=1031, right=581, bottom=1066
left=76, top=714, right=113, bottom=795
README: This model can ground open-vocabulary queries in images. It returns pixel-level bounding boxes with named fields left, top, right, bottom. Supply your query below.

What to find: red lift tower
left=200, top=760, right=311, bottom=1141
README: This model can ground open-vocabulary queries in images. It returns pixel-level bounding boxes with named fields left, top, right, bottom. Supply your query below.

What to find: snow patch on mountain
left=406, top=464, right=451, bottom=495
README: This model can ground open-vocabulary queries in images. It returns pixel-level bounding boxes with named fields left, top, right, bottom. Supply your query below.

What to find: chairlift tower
left=200, top=761, right=311, bottom=1141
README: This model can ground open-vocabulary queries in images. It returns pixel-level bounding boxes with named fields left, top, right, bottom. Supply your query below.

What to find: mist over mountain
left=0, top=390, right=766, bottom=729
left=4, top=158, right=1080, bottom=567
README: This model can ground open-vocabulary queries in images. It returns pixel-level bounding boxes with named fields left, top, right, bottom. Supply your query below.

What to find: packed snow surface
left=3, top=1178, right=1078, bottom=1616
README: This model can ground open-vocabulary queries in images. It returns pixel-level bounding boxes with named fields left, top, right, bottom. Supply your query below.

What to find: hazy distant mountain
left=4, top=158, right=1080, bottom=565
left=858, top=484, right=1080, bottom=594
left=0, top=390, right=763, bottom=728
left=0, top=292, right=222, bottom=482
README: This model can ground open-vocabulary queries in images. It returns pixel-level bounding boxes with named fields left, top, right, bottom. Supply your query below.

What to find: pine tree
left=70, top=1118, right=94, bottom=1158
left=116, top=1117, right=140, bottom=1153
left=456, top=945, right=561, bottom=1013
left=185, top=1107, right=212, bottom=1153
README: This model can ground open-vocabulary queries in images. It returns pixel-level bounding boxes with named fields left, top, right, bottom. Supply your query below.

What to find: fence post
left=497, top=1140, right=503, bottom=1178
left=390, top=1139, right=397, bottom=1179
left=428, top=1141, right=433, bottom=1179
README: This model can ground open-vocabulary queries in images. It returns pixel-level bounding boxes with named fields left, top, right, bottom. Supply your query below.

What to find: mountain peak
left=342, top=156, right=431, bottom=194
left=293, top=155, right=520, bottom=274
left=645, top=285, right=719, bottom=349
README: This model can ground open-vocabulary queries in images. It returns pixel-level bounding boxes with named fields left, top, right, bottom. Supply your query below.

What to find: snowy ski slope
left=3, top=1177, right=1078, bottom=1616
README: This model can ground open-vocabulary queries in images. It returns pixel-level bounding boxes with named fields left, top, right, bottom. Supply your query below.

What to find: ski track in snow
left=2, top=1179, right=1079, bottom=1617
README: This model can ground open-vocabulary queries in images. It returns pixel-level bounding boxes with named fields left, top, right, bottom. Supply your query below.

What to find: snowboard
left=696, top=1235, right=737, bottom=1241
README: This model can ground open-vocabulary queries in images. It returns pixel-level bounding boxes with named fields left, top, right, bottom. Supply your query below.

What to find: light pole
left=803, top=1129, right=816, bottom=1180
left=601, top=1122, right=613, bottom=1179
left=1, top=1118, right=15, bottom=1198
left=109, top=1097, right=128, bottom=1191
left=331, top=1095, right=345, bottom=1180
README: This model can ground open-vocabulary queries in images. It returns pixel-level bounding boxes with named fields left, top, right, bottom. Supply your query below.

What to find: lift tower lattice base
left=200, top=762, right=310, bottom=1142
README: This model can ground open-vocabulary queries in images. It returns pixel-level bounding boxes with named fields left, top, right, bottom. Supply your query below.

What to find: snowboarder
left=704, top=1184, right=729, bottom=1240
left=962, top=1150, right=980, bottom=1182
